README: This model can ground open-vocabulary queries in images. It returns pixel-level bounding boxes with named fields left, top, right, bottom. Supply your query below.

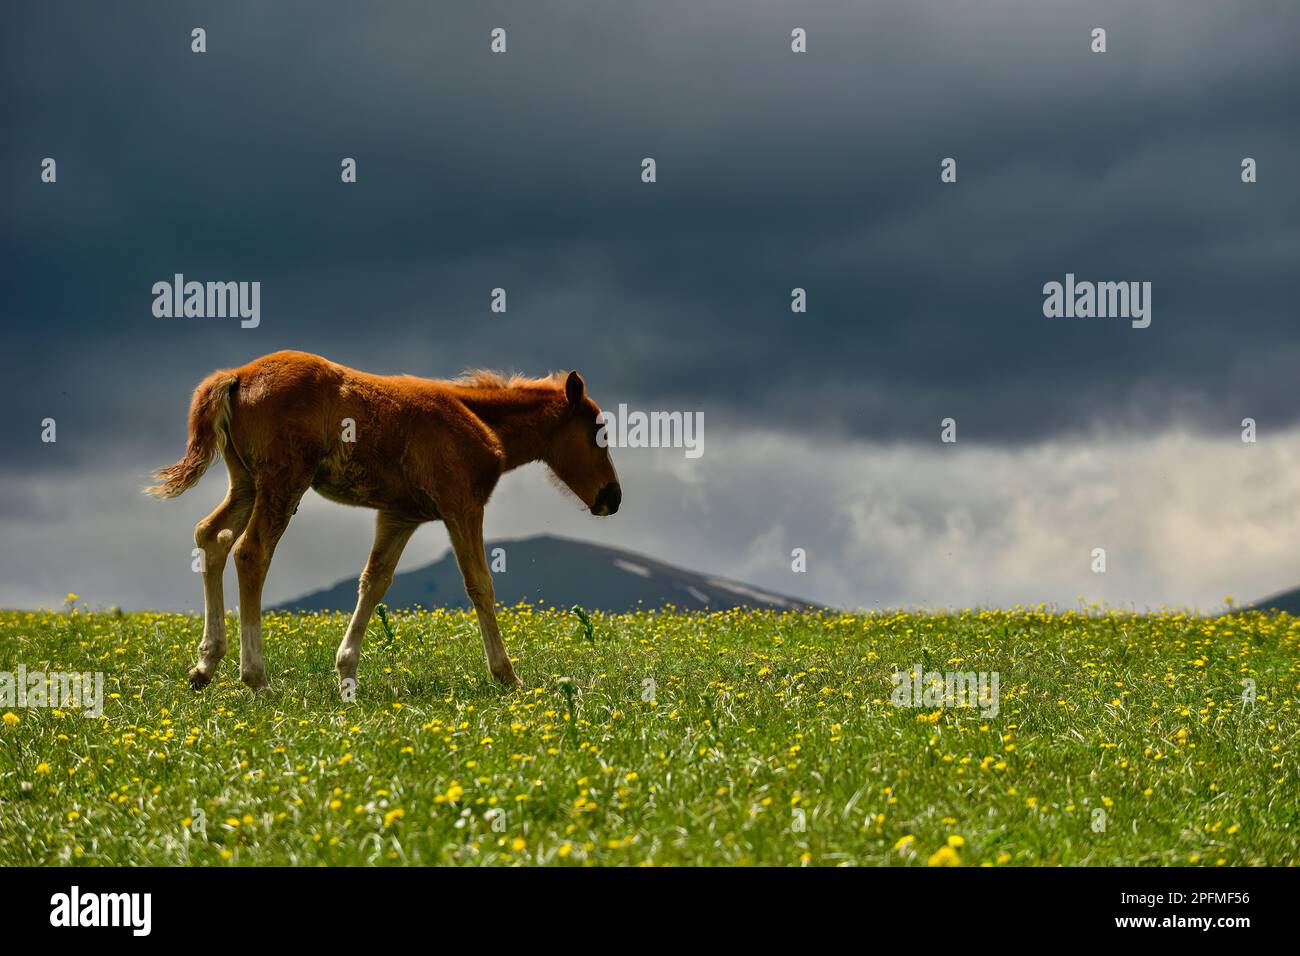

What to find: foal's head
left=547, top=371, right=621, bottom=516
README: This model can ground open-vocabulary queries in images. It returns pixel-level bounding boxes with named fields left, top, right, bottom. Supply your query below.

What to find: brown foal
left=147, top=350, right=621, bottom=693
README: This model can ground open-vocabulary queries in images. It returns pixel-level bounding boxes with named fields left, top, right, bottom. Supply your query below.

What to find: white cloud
left=3, top=426, right=1298, bottom=613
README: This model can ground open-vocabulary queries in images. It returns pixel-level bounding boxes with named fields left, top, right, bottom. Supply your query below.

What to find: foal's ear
left=565, top=370, right=586, bottom=407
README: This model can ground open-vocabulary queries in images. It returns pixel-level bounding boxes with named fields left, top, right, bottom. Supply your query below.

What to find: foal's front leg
left=335, top=512, right=418, bottom=695
left=444, top=509, right=522, bottom=688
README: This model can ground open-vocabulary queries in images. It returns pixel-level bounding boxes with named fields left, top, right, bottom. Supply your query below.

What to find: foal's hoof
left=188, top=668, right=213, bottom=691
left=495, top=672, right=525, bottom=691
left=240, top=673, right=271, bottom=692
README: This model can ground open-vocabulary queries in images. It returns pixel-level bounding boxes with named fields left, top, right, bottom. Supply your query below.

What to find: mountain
left=1247, top=585, right=1300, bottom=615
left=273, top=534, right=820, bottom=613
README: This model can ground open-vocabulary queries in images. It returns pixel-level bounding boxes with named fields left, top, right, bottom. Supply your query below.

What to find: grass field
left=1, top=604, right=1296, bottom=866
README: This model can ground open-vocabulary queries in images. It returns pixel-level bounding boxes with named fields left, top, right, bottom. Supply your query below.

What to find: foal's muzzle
left=592, top=482, right=621, bottom=516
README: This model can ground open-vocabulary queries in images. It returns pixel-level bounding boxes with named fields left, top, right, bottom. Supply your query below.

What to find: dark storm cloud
left=3, top=0, right=1297, bottom=475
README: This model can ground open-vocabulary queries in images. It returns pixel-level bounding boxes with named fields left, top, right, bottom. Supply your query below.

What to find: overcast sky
left=3, top=1, right=1298, bottom=611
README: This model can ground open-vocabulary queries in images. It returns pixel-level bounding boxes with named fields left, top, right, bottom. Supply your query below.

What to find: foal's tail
left=145, top=371, right=238, bottom=499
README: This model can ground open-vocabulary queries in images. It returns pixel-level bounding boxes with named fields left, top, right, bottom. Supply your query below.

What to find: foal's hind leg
left=232, top=477, right=309, bottom=690
left=335, top=512, right=419, bottom=696
left=188, top=464, right=254, bottom=690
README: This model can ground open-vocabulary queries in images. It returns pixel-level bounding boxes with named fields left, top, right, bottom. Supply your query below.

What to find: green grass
left=1, top=604, right=1296, bottom=866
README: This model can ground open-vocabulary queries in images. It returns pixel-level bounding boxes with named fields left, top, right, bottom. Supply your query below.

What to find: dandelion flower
left=927, top=846, right=961, bottom=867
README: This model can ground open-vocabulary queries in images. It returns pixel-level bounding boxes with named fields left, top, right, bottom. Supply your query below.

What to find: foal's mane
left=453, top=369, right=566, bottom=391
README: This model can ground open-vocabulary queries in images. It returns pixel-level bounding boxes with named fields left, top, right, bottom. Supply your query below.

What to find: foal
left=147, top=350, right=621, bottom=693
